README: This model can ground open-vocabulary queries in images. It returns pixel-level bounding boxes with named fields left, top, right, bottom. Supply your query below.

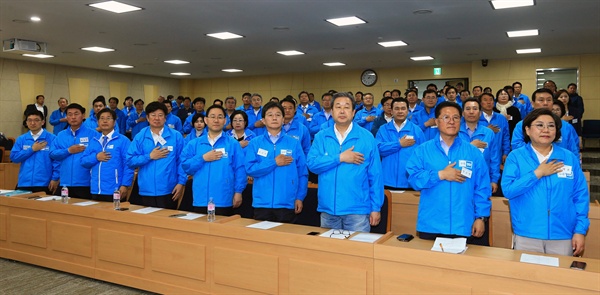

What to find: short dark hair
left=426, top=83, right=438, bottom=90
left=262, top=101, right=284, bottom=118
left=503, top=85, right=514, bottom=92
left=567, top=83, right=577, bottom=89
left=473, top=86, right=483, bottom=92
left=460, top=89, right=471, bottom=95
left=435, top=101, right=462, bottom=118
left=462, top=97, right=481, bottom=111
left=134, top=99, right=144, bottom=106
left=193, top=97, right=206, bottom=105
left=281, top=96, right=296, bottom=108
left=552, top=99, right=566, bottom=117
left=445, top=86, right=457, bottom=95
left=355, top=91, right=363, bottom=96
left=66, top=103, right=86, bottom=114
left=270, top=97, right=280, bottom=103
left=405, top=89, right=418, bottom=96
left=109, top=97, right=119, bottom=104
left=331, top=92, right=356, bottom=110
left=205, top=104, right=226, bottom=117
left=225, top=96, right=236, bottom=103
left=230, top=110, right=249, bottom=129
left=167, top=95, right=174, bottom=100
left=192, top=112, right=205, bottom=125
left=512, top=82, right=522, bottom=88
left=213, top=99, right=223, bottom=106
left=456, top=82, right=464, bottom=87
left=321, top=92, right=333, bottom=99
left=93, top=96, right=106, bottom=106
left=145, top=101, right=167, bottom=116
left=423, top=89, right=437, bottom=98
left=479, top=93, right=494, bottom=102
left=125, top=96, right=133, bottom=102
left=177, top=95, right=184, bottom=101
left=391, top=89, right=402, bottom=96
left=26, top=110, right=44, bottom=121
left=96, top=108, right=117, bottom=121
left=381, top=96, right=393, bottom=106
left=242, top=92, right=252, bottom=98
left=522, top=108, right=561, bottom=143
left=298, top=91, right=309, bottom=98
left=391, top=98, right=409, bottom=109
left=532, top=88, right=554, bottom=102
left=183, top=96, right=191, bottom=102
left=483, top=87, right=492, bottom=93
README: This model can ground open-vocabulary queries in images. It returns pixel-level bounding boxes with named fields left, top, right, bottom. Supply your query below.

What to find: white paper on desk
left=0, top=190, right=13, bottom=194
left=349, top=233, right=383, bottom=243
left=520, top=253, right=559, bottom=267
left=178, top=213, right=205, bottom=220
left=431, top=237, right=467, bottom=254
left=36, top=196, right=60, bottom=201
left=388, top=190, right=406, bottom=194
left=131, top=207, right=163, bottom=214
left=72, top=201, right=99, bottom=206
left=319, top=229, right=356, bottom=239
left=246, top=221, right=283, bottom=230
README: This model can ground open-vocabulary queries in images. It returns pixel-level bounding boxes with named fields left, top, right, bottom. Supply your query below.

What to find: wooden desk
left=390, top=191, right=419, bottom=236
left=374, top=236, right=600, bottom=294
left=0, top=163, right=19, bottom=190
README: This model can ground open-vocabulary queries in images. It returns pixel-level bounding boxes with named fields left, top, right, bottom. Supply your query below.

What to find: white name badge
left=23, top=145, right=31, bottom=150
left=558, top=165, right=574, bottom=179
left=431, top=126, right=438, bottom=129
left=509, top=116, right=513, bottom=121
left=215, top=148, right=226, bottom=156
left=405, top=135, right=414, bottom=140
left=42, top=147, right=50, bottom=151
left=167, top=146, right=173, bottom=152
left=80, top=137, right=89, bottom=143
left=157, top=137, right=167, bottom=146
left=458, top=160, right=473, bottom=169
left=461, top=167, right=473, bottom=178
left=257, top=148, right=268, bottom=157
left=280, top=149, right=292, bottom=156
left=107, top=144, right=114, bottom=149
left=478, top=148, right=485, bottom=153
left=572, top=119, right=578, bottom=124
left=168, top=124, right=175, bottom=128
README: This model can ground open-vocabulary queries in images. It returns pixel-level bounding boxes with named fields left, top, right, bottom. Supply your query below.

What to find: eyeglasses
left=532, top=123, right=556, bottom=130
left=148, top=113, right=165, bottom=118
left=207, top=115, right=225, bottom=120
left=232, top=119, right=245, bottom=123
left=330, top=229, right=352, bottom=239
left=26, top=119, right=42, bottom=123
left=439, top=115, right=461, bottom=123
left=98, top=117, right=114, bottom=121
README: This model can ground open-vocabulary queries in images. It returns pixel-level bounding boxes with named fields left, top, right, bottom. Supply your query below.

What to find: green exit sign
left=433, top=68, right=442, bottom=76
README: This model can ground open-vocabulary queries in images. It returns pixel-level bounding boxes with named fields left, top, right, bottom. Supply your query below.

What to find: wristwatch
left=476, top=216, right=489, bottom=222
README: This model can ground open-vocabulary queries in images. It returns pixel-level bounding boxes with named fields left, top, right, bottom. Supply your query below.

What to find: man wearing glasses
left=126, top=102, right=186, bottom=209
left=511, top=88, right=579, bottom=156
left=406, top=101, right=491, bottom=245
left=81, top=108, right=134, bottom=202
left=11, top=110, right=60, bottom=194
left=307, top=92, right=383, bottom=232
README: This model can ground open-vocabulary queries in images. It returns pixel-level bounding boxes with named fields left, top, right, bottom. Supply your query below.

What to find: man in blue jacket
left=406, top=101, right=491, bottom=245
left=511, top=88, right=579, bottom=155
left=183, top=97, right=206, bottom=134
left=81, top=108, right=134, bottom=202
left=245, top=102, right=308, bottom=223
left=163, top=100, right=183, bottom=134
left=83, top=96, right=120, bottom=134
left=297, top=91, right=319, bottom=124
left=307, top=92, right=383, bottom=232
left=281, top=97, right=311, bottom=156
left=246, top=93, right=266, bottom=136
left=376, top=98, right=425, bottom=190
left=353, top=92, right=380, bottom=132
left=108, top=97, right=127, bottom=135
left=49, top=97, right=68, bottom=135
left=50, top=103, right=99, bottom=199
left=411, top=89, right=440, bottom=140
left=126, top=102, right=186, bottom=209
left=181, top=105, right=247, bottom=216
left=309, top=92, right=333, bottom=138
left=11, top=110, right=60, bottom=194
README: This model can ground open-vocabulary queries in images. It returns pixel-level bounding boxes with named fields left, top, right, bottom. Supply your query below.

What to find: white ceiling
left=1, top=0, right=599, bottom=79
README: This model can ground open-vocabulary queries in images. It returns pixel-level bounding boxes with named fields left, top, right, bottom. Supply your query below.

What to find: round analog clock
left=361, top=69, right=377, bottom=87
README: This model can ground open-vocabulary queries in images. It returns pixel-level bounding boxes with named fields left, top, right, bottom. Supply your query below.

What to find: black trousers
left=418, top=220, right=490, bottom=246
left=140, top=194, right=177, bottom=209
left=253, top=208, right=296, bottom=223
left=16, top=186, right=59, bottom=196
left=193, top=206, right=234, bottom=216
left=62, top=186, right=91, bottom=200
left=91, top=194, right=113, bottom=202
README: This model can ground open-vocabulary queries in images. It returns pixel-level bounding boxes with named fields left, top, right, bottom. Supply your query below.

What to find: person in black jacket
left=23, top=94, right=48, bottom=129
left=566, top=83, right=584, bottom=136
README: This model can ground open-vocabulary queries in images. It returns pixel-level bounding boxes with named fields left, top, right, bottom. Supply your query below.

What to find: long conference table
left=1, top=192, right=599, bottom=294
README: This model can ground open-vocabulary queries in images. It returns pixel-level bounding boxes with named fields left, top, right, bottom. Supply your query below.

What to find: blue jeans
left=320, top=212, right=370, bottom=232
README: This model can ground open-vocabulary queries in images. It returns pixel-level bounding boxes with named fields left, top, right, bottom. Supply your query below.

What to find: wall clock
left=361, top=69, right=377, bottom=87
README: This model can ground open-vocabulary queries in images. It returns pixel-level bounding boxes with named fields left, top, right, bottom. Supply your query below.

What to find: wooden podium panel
left=374, top=236, right=600, bottom=294
left=390, top=191, right=419, bottom=235
left=0, top=163, right=19, bottom=190
left=490, top=197, right=512, bottom=249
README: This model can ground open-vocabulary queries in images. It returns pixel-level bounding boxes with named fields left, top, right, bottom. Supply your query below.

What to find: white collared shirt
left=30, top=129, right=43, bottom=141
left=393, top=119, right=407, bottom=133
left=253, top=108, right=261, bottom=116
left=439, top=136, right=451, bottom=156
left=151, top=128, right=165, bottom=146
left=268, top=131, right=282, bottom=144
left=483, top=112, right=493, bottom=123
left=334, top=122, right=353, bottom=145
left=324, top=111, right=332, bottom=120
left=208, top=132, right=223, bottom=147
left=532, top=145, right=554, bottom=164
left=384, top=114, right=393, bottom=123
left=35, top=103, right=44, bottom=113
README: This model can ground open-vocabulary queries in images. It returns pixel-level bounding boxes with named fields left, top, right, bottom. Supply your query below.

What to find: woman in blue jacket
left=181, top=105, right=247, bottom=216
left=226, top=110, right=255, bottom=149
left=184, top=112, right=206, bottom=146
left=502, top=108, right=589, bottom=256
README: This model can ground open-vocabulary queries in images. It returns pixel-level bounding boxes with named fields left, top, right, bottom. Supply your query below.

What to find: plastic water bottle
left=61, top=186, right=69, bottom=204
left=207, top=198, right=216, bottom=222
left=113, top=188, right=121, bottom=210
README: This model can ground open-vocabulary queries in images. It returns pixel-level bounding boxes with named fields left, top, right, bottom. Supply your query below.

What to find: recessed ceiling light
left=490, top=0, right=535, bottom=10
left=516, top=48, right=541, bottom=54
left=410, top=56, right=434, bottom=61
left=326, top=16, right=366, bottom=27
left=109, top=64, right=133, bottom=68
left=81, top=46, right=115, bottom=53
left=164, top=60, right=190, bottom=64
left=323, top=62, right=345, bottom=67
left=277, top=50, right=305, bottom=56
left=507, top=29, right=539, bottom=37
left=22, top=53, right=54, bottom=59
left=537, top=72, right=544, bottom=75
left=88, top=1, right=143, bottom=14
left=206, top=32, right=244, bottom=40
left=378, top=41, right=408, bottom=47
left=170, top=72, right=191, bottom=76
left=30, top=16, right=41, bottom=22
left=222, top=69, right=243, bottom=72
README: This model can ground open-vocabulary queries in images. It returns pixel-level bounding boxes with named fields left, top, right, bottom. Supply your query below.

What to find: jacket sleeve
left=175, top=135, right=188, bottom=185
left=406, top=146, right=443, bottom=190
left=49, top=110, right=61, bottom=126
left=183, top=116, right=193, bottom=134
left=126, top=136, right=152, bottom=169
left=300, top=126, right=311, bottom=156
left=489, top=137, right=501, bottom=184
left=510, top=123, right=525, bottom=151
left=127, top=113, right=138, bottom=129
left=175, top=117, right=183, bottom=134
left=500, top=152, right=540, bottom=200
left=566, top=124, right=580, bottom=155
left=119, top=139, right=135, bottom=187
left=353, top=110, right=368, bottom=127
left=294, top=141, right=308, bottom=201
left=473, top=151, right=492, bottom=218
left=308, top=115, right=321, bottom=136
left=570, top=96, right=585, bottom=119
left=180, top=141, right=207, bottom=175
left=410, top=113, right=426, bottom=131
left=306, top=134, right=340, bottom=174
left=232, top=142, right=247, bottom=194
left=368, top=140, right=384, bottom=212
left=9, top=137, right=35, bottom=163
left=376, top=128, right=401, bottom=157
left=244, top=141, right=278, bottom=178
left=571, top=160, right=590, bottom=235
left=80, top=141, right=100, bottom=169
left=49, top=134, right=72, bottom=161
left=501, top=119, right=510, bottom=157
